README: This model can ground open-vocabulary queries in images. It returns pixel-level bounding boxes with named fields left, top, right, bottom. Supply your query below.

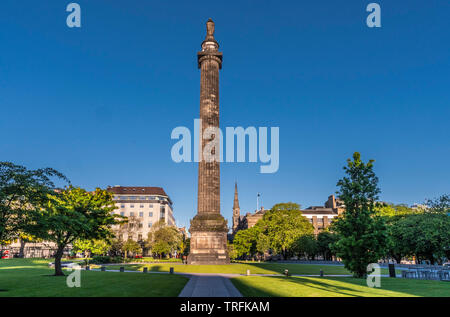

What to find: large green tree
left=374, top=203, right=417, bottom=264
left=331, top=152, right=387, bottom=278
left=294, top=234, right=318, bottom=260
left=146, top=220, right=183, bottom=258
left=261, top=203, right=313, bottom=259
left=0, top=162, right=68, bottom=246
left=32, top=187, right=120, bottom=275
left=388, top=196, right=450, bottom=265
left=122, top=238, right=142, bottom=258
left=317, top=230, right=338, bottom=261
left=233, top=225, right=260, bottom=258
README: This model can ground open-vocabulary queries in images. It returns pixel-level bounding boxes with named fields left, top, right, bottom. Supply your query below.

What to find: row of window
left=119, top=203, right=158, bottom=209
left=120, top=222, right=154, bottom=229
left=119, top=211, right=155, bottom=217
left=114, top=195, right=168, bottom=201
left=119, top=234, right=144, bottom=241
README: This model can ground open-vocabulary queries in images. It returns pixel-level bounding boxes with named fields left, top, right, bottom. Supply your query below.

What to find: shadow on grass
left=232, top=275, right=450, bottom=297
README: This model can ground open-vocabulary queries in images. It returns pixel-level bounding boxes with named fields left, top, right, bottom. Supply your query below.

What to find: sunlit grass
left=106, top=262, right=358, bottom=275
left=0, top=258, right=188, bottom=297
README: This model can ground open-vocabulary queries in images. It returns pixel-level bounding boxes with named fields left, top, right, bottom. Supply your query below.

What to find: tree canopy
left=331, top=152, right=387, bottom=278
left=32, top=187, right=121, bottom=275
left=0, top=162, right=68, bottom=244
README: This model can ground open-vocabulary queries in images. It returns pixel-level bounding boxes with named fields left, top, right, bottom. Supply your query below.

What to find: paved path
left=178, top=275, right=242, bottom=297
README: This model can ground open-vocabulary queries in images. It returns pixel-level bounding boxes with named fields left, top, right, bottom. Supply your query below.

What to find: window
left=130, top=204, right=134, bottom=208
left=138, top=223, right=143, bottom=229
left=140, top=205, right=144, bottom=208
left=139, top=196, right=145, bottom=200
left=149, top=204, right=153, bottom=208
left=148, top=212, right=153, bottom=217
left=138, top=234, right=142, bottom=241
left=130, top=212, right=134, bottom=217
left=149, top=196, right=156, bottom=200
left=139, top=212, right=144, bottom=217
left=120, top=212, right=125, bottom=216
left=160, top=205, right=165, bottom=219
left=120, top=205, right=125, bottom=209
left=148, top=222, right=152, bottom=228
left=121, top=196, right=128, bottom=200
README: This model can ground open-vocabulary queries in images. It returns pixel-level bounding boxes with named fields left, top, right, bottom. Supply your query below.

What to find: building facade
left=231, top=183, right=345, bottom=236
left=107, top=186, right=176, bottom=242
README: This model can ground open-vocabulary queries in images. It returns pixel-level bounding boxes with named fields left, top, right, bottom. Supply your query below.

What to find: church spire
left=232, top=182, right=241, bottom=234
left=233, top=182, right=240, bottom=210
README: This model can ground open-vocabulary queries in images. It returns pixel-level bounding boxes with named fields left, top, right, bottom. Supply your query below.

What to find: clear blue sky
left=1, top=1, right=449, bottom=229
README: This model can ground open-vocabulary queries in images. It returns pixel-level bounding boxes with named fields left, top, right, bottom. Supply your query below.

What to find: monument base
left=187, top=231, right=229, bottom=265
left=187, top=214, right=230, bottom=265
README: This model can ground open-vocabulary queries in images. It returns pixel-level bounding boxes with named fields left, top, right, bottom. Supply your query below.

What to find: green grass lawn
left=231, top=276, right=450, bottom=297
left=0, top=258, right=188, bottom=297
left=106, top=262, right=396, bottom=275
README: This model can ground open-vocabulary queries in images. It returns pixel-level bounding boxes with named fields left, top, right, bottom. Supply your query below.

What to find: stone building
left=231, top=182, right=345, bottom=236
left=107, top=186, right=176, bottom=242
left=300, top=195, right=345, bottom=235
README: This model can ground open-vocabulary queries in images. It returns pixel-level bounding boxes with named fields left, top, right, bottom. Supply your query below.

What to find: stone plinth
left=187, top=213, right=229, bottom=265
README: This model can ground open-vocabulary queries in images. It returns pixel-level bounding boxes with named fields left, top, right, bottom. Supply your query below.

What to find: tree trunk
left=19, top=239, right=26, bottom=258
left=54, top=245, right=65, bottom=276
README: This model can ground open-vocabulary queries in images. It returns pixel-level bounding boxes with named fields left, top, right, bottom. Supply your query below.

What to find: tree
left=425, top=194, right=450, bottom=215
left=392, top=213, right=450, bottom=264
left=73, top=239, right=110, bottom=259
left=260, top=203, right=313, bottom=259
left=317, top=231, right=338, bottom=261
left=374, top=203, right=417, bottom=264
left=256, top=233, right=270, bottom=260
left=146, top=220, right=182, bottom=259
left=109, top=238, right=124, bottom=257
left=0, top=162, right=68, bottom=245
left=294, top=234, right=318, bottom=260
left=122, top=239, right=142, bottom=258
left=32, top=187, right=121, bottom=276
left=227, top=243, right=238, bottom=260
left=233, top=226, right=260, bottom=259
left=331, top=152, right=387, bottom=278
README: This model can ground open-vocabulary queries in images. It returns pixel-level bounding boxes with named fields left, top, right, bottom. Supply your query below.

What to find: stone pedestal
left=187, top=214, right=229, bottom=265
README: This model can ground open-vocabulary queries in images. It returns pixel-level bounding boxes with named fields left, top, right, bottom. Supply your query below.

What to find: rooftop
left=106, top=186, right=168, bottom=197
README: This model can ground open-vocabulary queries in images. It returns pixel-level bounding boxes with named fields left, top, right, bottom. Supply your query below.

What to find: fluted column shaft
left=198, top=57, right=220, bottom=214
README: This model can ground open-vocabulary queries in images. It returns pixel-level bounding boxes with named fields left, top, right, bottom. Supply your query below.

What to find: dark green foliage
left=331, top=152, right=387, bottom=278
left=317, top=231, right=338, bottom=261
left=0, top=162, right=68, bottom=244
left=294, top=234, right=318, bottom=260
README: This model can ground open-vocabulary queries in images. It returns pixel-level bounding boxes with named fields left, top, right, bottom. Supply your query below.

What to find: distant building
left=231, top=182, right=345, bottom=237
left=300, top=195, right=345, bottom=235
left=411, top=203, right=427, bottom=211
left=107, top=186, right=176, bottom=242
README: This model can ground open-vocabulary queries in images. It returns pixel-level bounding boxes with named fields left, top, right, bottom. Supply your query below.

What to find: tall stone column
left=187, top=19, right=229, bottom=265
